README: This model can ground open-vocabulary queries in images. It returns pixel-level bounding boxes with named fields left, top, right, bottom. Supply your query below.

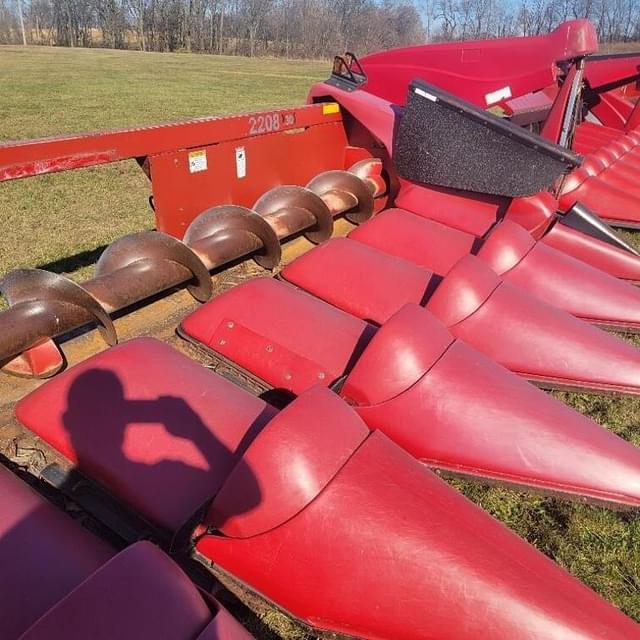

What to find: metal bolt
left=219, top=339, right=226, bottom=346
left=266, top=344, right=274, bottom=353
left=227, top=321, right=234, bottom=329
left=284, top=372, right=292, bottom=381
left=317, top=371, right=325, bottom=380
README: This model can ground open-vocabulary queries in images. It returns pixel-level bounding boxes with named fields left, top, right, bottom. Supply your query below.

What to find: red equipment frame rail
left=0, top=103, right=349, bottom=238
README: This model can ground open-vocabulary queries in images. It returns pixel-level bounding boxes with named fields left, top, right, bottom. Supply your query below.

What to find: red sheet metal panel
left=13, top=327, right=640, bottom=638
left=182, top=273, right=640, bottom=508
left=478, top=220, right=640, bottom=330
left=0, top=465, right=113, bottom=640
left=358, top=19, right=597, bottom=108
left=540, top=63, right=579, bottom=144
left=431, top=254, right=640, bottom=393
left=349, top=208, right=475, bottom=277
left=149, top=119, right=350, bottom=237
left=543, top=221, right=640, bottom=281
left=199, top=425, right=640, bottom=639
left=503, top=90, right=553, bottom=125
left=208, top=386, right=368, bottom=538
left=180, top=277, right=369, bottom=394
left=585, top=54, right=640, bottom=92
left=20, top=543, right=213, bottom=640
left=279, top=235, right=640, bottom=394
left=15, top=337, right=274, bottom=534
left=0, top=104, right=341, bottom=181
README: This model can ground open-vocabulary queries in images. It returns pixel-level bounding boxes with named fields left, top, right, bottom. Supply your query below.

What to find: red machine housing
left=308, top=67, right=640, bottom=276
left=350, top=207, right=640, bottom=330
left=14, top=338, right=640, bottom=639
left=3, top=23, right=640, bottom=639
left=179, top=275, right=640, bottom=506
left=359, top=20, right=597, bottom=108
left=0, top=464, right=250, bottom=640
left=0, top=104, right=366, bottom=239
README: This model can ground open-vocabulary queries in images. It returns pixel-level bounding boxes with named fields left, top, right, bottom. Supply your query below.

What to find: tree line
left=0, top=0, right=426, bottom=56
left=423, top=0, right=640, bottom=43
left=0, top=0, right=638, bottom=56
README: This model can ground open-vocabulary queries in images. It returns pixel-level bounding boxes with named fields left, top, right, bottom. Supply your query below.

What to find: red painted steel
left=589, top=91, right=634, bottom=129
left=308, top=23, right=640, bottom=235
left=0, top=153, right=384, bottom=379
left=150, top=120, right=351, bottom=237
left=350, top=207, right=640, bottom=330
left=0, top=104, right=347, bottom=239
left=200, top=423, right=640, bottom=639
left=181, top=276, right=640, bottom=507
left=542, top=221, right=640, bottom=281
left=397, top=177, right=640, bottom=282
left=16, top=338, right=275, bottom=533
left=626, top=95, right=640, bottom=130
left=1, top=340, right=65, bottom=378
left=209, top=386, right=368, bottom=538
left=181, top=278, right=370, bottom=394
left=15, top=340, right=640, bottom=638
left=8, top=26, right=640, bottom=639
left=395, top=180, right=506, bottom=235
left=478, top=218, right=640, bottom=329
left=357, top=19, right=597, bottom=108
left=540, top=63, right=579, bottom=143
left=21, top=544, right=215, bottom=640
left=575, top=121, right=635, bottom=148
left=341, top=304, right=454, bottom=405
left=0, top=465, right=113, bottom=639
left=0, top=105, right=339, bottom=181
left=279, top=237, right=640, bottom=394
left=351, top=207, right=476, bottom=276
left=0, top=464, right=251, bottom=640
left=308, top=81, right=396, bottom=153
left=503, top=90, right=553, bottom=125
left=585, top=54, right=640, bottom=94
left=502, top=191, right=558, bottom=237
left=427, top=254, right=640, bottom=392
left=559, top=168, right=640, bottom=227
left=312, top=80, right=640, bottom=272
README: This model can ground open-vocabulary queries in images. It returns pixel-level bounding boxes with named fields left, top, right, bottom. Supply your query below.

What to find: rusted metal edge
left=0, top=162, right=386, bottom=375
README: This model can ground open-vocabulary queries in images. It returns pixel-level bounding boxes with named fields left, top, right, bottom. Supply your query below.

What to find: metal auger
left=0, top=159, right=386, bottom=378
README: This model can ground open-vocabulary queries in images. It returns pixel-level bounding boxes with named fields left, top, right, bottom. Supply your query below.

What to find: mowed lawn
left=0, top=46, right=327, bottom=276
left=1, top=45, right=640, bottom=629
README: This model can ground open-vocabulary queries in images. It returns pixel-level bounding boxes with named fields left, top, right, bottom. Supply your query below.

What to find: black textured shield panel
left=393, top=79, right=581, bottom=197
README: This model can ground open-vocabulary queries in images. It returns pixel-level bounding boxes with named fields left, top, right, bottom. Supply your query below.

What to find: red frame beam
left=0, top=104, right=342, bottom=181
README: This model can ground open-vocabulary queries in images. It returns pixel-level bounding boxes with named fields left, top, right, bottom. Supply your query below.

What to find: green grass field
left=1, top=45, right=640, bottom=629
left=0, top=46, right=327, bottom=277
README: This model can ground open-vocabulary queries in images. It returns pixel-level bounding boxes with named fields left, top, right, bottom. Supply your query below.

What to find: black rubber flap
left=394, top=80, right=582, bottom=197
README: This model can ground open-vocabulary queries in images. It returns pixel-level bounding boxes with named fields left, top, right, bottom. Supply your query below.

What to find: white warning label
left=235, top=146, right=246, bottom=179
left=188, top=149, right=207, bottom=173
left=485, top=86, right=512, bottom=106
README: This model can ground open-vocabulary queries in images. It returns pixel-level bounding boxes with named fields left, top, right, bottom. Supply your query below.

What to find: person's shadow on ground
left=59, top=368, right=269, bottom=540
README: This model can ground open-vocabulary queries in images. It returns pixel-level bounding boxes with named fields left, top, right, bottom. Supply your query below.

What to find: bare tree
left=16, top=0, right=26, bottom=43
left=3, top=0, right=637, bottom=55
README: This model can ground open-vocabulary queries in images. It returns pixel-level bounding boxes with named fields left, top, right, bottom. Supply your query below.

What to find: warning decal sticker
left=188, top=149, right=208, bottom=173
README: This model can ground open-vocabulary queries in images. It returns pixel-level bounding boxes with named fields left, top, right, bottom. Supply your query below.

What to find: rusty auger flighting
left=2, top=32, right=640, bottom=640
left=0, top=158, right=383, bottom=378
